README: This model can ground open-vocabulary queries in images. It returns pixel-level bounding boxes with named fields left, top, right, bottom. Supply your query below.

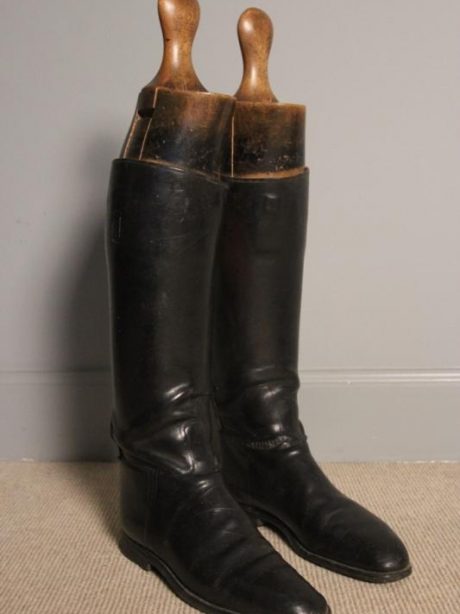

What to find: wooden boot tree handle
left=235, top=8, right=278, bottom=103
left=151, top=0, right=206, bottom=92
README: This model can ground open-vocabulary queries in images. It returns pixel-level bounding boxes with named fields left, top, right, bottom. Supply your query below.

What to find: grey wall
left=1, top=0, right=459, bottom=461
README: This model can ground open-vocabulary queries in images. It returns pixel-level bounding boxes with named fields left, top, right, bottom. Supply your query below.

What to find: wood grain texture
left=150, top=0, right=205, bottom=93
left=227, top=8, right=306, bottom=178
left=121, top=0, right=234, bottom=174
left=235, top=8, right=278, bottom=103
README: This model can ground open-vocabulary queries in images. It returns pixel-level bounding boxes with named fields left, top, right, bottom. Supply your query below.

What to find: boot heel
left=119, top=532, right=153, bottom=571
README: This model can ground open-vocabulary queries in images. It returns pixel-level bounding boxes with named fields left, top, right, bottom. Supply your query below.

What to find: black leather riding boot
left=214, top=9, right=412, bottom=585
left=106, top=3, right=330, bottom=613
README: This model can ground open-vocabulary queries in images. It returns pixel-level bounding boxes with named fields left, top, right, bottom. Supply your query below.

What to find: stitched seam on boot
left=224, top=432, right=303, bottom=450
left=245, top=435, right=292, bottom=450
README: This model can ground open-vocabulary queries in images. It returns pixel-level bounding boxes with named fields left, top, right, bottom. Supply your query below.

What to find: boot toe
left=257, top=589, right=330, bottom=614
left=313, top=499, right=412, bottom=581
left=281, top=592, right=330, bottom=614
left=370, top=535, right=411, bottom=575
left=230, top=551, right=330, bottom=614
left=271, top=573, right=330, bottom=614
left=352, top=507, right=411, bottom=578
left=285, top=598, right=331, bottom=614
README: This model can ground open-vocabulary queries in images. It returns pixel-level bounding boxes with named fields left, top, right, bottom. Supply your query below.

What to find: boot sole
left=120, top=532, right=331, bottom=614
left=242, top=505, right=412, bottom=584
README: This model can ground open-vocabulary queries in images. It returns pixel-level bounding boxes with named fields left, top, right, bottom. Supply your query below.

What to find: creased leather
left=107, top=159, right=329, bottom=613
left=213, top=172, right=308, bottom=441
left=108, top=160, right=223, bottom=474
left=214, top=172, right=411, bottom=581
left=121, top=457, right=328, bottom=614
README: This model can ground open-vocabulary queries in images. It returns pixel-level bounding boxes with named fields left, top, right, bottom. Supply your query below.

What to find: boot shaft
left=213, top=172, right=309, bottom=441
left=107, top=0, right=234, bottom=472
left=107, top=161, right=227, bottom=472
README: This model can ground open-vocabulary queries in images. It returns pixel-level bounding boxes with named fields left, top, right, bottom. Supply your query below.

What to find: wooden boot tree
left=226, top=8, right=306, bottom=178
left=122, top=0, right=233, bottom=176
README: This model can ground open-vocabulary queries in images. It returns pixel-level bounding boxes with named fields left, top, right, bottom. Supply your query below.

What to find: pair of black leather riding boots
left=106, top=3, right=411, bottom=613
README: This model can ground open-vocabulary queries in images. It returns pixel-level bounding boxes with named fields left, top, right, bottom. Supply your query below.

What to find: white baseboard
left=298, top=370, right=460, bottom=461
left=0, top=370, right=459, bottom=461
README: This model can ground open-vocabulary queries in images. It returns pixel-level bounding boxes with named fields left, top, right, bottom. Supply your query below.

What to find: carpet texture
left=1, top=462, right=458, bottom=614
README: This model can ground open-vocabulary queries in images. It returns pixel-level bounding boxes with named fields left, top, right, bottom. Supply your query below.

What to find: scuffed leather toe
left=369, top=531, right=411, bottom=575
left=224, top=547, right=331, bottom=614
left=304, top=500, right=411, bottom=584
left=298, top=496, right=412, bottom=582
left=262, top=568, right=330, bottom=614
left=285, top=596, right=330, bottom=614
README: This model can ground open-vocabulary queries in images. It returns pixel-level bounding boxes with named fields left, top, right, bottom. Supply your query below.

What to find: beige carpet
left=1, top=462, right=459, bottom=614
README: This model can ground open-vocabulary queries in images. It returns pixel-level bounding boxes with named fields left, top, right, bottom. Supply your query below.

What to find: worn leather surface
left=123, top=89, right=234, bottom=176
left=121, top=455, right=328, bottom=614
left=107, top=160, right=329, bottom=613
left=214, top=172, right=411, bottom=580
left=213, top=172, right=308, bottom=442
left=107, top=160, right=223, bottom=473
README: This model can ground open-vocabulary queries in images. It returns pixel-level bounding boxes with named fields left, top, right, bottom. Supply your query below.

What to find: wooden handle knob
left=235, top=7, right=278, bottom=103
left=152, top=0, right=205, bottom=91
